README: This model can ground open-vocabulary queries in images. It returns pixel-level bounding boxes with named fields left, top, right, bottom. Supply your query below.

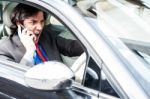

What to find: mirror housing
left=24, top=61, right=74, bottom=90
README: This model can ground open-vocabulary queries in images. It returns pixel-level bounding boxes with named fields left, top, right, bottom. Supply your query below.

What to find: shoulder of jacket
left=0, top=36, right=12, bottom=47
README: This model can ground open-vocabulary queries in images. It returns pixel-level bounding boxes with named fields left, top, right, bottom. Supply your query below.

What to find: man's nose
left=36, top=23, right=43, bottom=30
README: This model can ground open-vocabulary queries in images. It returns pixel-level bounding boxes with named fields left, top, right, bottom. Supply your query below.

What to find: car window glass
left=95, top=0, right=150, bottom=66
left=95, top=1, right=150, bottom=95
left=0, top=1, right=83, bottom=69
left=50, top=16, right=63, bottom=26
left=83, top=57, right=119, bottom=98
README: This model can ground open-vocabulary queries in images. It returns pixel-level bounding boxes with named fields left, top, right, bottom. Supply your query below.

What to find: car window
left=95, top=0, right=150, bottom=62
left=114, top=0, right=150, bottom=65
left=83, top=57, right=119, bottom=98
left=0, top=1, right=82, bottom=67
left=0, top=1, right=118, bottom=98
left=95, top=0, right=150, bottom=96
left=0, top=0, right=84, bottom=95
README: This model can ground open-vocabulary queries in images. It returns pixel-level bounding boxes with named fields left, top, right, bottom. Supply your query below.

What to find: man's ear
left=16, top=21, right=25, bottom=29
left=16, top=21, right=21, bottom=25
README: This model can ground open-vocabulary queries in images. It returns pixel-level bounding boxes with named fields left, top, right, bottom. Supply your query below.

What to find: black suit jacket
left=0, top=26, right=83, bottom=63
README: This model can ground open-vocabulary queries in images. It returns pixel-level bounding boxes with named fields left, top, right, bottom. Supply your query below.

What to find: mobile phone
left=20, top=24, right=25, bottom=33
left=18, top=24, right=25, bottom=37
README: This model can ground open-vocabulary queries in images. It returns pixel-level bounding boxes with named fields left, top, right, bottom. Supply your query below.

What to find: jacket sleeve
left=0, top=49, right=15, bottom=62
left=56, top=36, right=84, bottom=57
left=0, top=38, right=15, bottom=62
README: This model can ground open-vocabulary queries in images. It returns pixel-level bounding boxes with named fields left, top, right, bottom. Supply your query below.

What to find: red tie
left=36, top=44, right=47, bottom=62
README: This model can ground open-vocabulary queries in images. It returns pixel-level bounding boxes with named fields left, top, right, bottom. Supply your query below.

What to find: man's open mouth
left=35, top=34, right=39, bottom=37
left=34, top=33, right=41, bottom=43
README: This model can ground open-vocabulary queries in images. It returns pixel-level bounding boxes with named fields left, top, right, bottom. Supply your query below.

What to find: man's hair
left=10, top=3, right=47, bottom=35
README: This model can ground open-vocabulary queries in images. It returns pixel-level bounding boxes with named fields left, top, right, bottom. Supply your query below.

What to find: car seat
left=0, top=3, right=18, bottom=39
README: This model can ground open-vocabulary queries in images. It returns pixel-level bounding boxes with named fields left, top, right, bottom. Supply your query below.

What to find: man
left=0, top=3, right=83, bottom=66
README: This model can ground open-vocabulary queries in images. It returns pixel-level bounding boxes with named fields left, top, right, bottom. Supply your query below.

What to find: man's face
left=23, top=11, right=45, bottom=44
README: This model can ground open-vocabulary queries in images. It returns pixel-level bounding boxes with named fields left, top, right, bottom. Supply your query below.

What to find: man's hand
left=18, top=25, right=36, bottom=54
left=18, top=25, right=37, bottom=66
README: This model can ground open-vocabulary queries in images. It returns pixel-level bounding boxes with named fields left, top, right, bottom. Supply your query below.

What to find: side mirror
left=24, top=61, right=74, bottom=90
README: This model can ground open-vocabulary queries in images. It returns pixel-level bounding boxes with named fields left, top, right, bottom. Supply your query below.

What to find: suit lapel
left=39, top=33, right=52, bottom=60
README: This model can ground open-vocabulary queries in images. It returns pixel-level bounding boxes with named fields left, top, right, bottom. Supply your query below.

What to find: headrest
left=3, top=3, right=18, bottom=28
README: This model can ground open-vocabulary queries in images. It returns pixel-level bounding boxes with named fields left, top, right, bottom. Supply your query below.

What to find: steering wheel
left=71, top=52, right=102, bottom=83
left=71, top=52, right=86, bottom=83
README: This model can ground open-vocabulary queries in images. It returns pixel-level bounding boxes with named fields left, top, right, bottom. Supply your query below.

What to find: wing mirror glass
left=24, top=61, right=74, bottom=90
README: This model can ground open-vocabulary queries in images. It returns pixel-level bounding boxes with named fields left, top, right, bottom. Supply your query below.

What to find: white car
left=0, top=0, right=150, bottom=99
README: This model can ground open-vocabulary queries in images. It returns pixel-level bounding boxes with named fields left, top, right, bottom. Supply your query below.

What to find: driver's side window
left=0, top=1, right=84, bottom=68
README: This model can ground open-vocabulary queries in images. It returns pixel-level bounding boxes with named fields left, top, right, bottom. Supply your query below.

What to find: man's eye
left=29, top=21, right=36, bottom=24
left=32, top=21, right=37, bottom=24
left=41, top=20, right=44, bottom=24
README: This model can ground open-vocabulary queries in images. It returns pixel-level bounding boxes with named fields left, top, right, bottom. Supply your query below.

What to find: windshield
left=96, top=0, right=150, bottom=64
left=95, top=0, right=150, bottom=96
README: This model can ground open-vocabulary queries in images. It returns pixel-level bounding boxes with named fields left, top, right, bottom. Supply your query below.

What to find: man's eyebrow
left=30, top=19, right=39, bottom=22
left=31, top=19, right=38, bottom=21
left=31, top=19, right=45, bottom=21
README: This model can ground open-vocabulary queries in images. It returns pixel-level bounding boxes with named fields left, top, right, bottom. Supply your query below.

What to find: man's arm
left=56, top=36, right=84, bottom=57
